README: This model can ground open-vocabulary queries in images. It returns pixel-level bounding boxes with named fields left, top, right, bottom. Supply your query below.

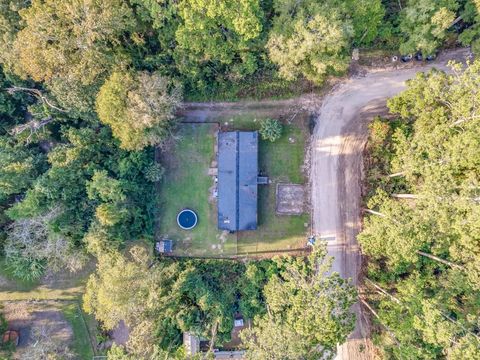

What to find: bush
left=145, top=163, right=165, bottom=183
left=259, top=119, right=282, bottom=142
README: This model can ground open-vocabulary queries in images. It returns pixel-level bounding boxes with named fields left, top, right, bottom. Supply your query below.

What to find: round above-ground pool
left=177, top=209, right=198, bottom=230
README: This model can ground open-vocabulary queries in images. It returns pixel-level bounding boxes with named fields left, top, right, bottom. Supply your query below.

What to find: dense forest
left=0, top=0, right=479, bottom=359
left=83, top=245, right=355, bottom=359
left=360, top=61, right=480, bottom=358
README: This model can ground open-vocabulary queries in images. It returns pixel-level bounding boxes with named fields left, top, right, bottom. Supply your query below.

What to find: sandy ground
left=311, top=47, right=472, bottom=359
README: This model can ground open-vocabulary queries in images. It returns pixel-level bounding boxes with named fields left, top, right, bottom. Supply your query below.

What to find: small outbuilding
left=155, top=240, right=173, bottom=254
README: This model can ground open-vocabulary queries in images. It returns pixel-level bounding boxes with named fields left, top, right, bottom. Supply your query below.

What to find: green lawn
left=157, top=124, right=236, bottom=256
left=235, top=120, right=310, bottom=253
left=62, top=303, right=95, bottom=359
left=158, top=112, right=310, bottom=256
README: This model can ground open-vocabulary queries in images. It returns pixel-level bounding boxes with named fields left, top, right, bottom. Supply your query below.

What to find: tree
left=0, top=137, right=43, bottom=201
left=459, top=0, right=480, bottom=54
left=12, top=0, right=135, bottom=85
left=241, top=245, right=357, bottom=360
left=267, top=2, right=352, bottom=84
left=4, top=207, right=86, bottom=281
left=174, top=0, right=264, bottom=86
left=96, top=71, right=182, bottom=150
left=259, top=119, right=282, bottom=142
left=267, top=0, right=384, bottom=84
left=84, top=246, right=172, bottom=357
left=11, top=0, right=136, bottom=113
left=0, top=0, right=27, bottom=70
left=398, top=0, right=459, bottom=55
left=349, top=0, right=386, bottom=46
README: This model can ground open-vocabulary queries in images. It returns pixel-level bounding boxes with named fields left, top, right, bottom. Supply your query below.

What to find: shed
left=217, top=131, right=258, bottom=231
left=183, top=332, right=200, bottom=356
left=155, top=240, right=173, bottom=254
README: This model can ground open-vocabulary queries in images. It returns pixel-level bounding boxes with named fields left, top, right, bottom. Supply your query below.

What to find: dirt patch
left=2, top=301, right=73, bottom=357
left=109, top=320, right=129, bottom=346
left=275, top=184, right=306, bottom=215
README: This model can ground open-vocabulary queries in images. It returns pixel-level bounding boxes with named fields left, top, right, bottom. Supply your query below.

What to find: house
left=217, top=131, right=258, bottom=231
left=183, top=332, right=245, bottom=359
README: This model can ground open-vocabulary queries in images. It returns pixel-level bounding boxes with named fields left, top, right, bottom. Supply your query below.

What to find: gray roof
left=218, top=131, right=258, bottom=231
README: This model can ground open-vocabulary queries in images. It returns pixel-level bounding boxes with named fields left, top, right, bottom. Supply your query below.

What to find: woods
left=360, top=60, right=480, bottom=358
left=82, top=244, right=356, bottom=359
left=0, top=0, right=479, bottom=359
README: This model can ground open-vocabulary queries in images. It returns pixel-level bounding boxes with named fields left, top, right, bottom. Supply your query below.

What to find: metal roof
left=218, top=131, right=258, bottom=231
left=155, top=240, right=173, bottom=253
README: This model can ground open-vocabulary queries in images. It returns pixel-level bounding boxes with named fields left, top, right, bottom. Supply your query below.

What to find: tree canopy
left=398, top=0, right=458, bottom=56
left=359, top=60, right=480, bottom=358
left=267, top=0, right=384, bottom=84
left=96, top=71, right=182, bottom=150
left=241, top=246, right=356, bottom=360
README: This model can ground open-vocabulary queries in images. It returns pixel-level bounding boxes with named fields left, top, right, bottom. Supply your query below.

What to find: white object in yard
left=234, top=319, right=244, bottom=327
left=352, top=48, right=359, bottom=61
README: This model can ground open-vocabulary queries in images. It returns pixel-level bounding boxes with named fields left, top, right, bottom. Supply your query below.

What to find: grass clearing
left=0, top=259, right=95, bottom=301
left=229, top=116, right=310, bottom=253
left=157, top=124, right=236, bottom=256
left=158, top=111, right=310, bottom=256
left=62, top=302, right=95, bottom=359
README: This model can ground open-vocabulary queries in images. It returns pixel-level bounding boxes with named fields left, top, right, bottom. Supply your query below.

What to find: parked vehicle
left=401, top=54, right=413, bottom=62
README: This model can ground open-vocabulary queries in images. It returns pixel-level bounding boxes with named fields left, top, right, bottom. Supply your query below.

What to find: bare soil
left=2, top=301, right=73, bottom=358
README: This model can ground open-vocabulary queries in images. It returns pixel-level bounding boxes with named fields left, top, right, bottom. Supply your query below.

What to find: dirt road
left=311, top=48, right=471, bottom=359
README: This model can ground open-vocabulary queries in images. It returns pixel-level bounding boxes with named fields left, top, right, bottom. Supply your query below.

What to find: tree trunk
left=388, top=171, right=406, bottom=178
left=5, top=86, right=67, bottom=112
left=449, top=15, right=462, bottom=28
left=360, top=298, right=400, bottom=346
left=208, top=320, right=219, bottom=352
left=392, top=193, right=420, bottom=199
left=365, top=278, right=400, bottom=304
left=362, top=208, right=387, bottom=217
left=417, top=250, right=464, bottom=270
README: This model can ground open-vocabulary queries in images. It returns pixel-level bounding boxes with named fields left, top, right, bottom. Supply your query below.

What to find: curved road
left=311, top=48, right=471, bottom=359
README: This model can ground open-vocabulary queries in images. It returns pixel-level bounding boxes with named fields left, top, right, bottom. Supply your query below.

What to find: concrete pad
left=276, top=183, right=305, bottom=215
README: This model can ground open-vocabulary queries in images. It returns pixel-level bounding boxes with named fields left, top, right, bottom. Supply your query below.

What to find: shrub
left=259, top=119, right=282, bottom=142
